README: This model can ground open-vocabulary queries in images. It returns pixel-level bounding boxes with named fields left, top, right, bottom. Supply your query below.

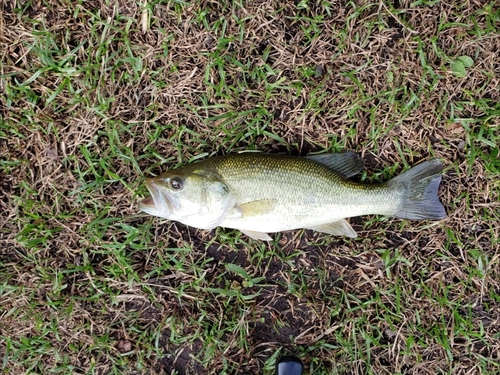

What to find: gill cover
left=180, top=170, right=236, bottom=230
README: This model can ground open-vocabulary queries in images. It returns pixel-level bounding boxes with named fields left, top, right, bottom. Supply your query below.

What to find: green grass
left=1, top=0, right=499, bottom=374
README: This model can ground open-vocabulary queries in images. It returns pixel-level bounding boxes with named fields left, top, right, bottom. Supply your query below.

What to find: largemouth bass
left=139, top=152, right=446, bottom=240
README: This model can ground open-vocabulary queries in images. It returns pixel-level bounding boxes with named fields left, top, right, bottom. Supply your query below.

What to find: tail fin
left=389, top=158, right=446, bottom=220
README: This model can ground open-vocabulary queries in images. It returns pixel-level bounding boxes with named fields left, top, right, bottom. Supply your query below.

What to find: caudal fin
left=389, top=158, right=446, bottom=220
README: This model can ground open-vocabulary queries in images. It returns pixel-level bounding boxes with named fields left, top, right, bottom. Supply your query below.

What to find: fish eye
left=169, top=177, right=183, bottom=191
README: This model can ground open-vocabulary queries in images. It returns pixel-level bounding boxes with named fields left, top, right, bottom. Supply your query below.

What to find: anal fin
left=239, top=229, right=273, bottom=241
left=308, top=219, right=357, bottom=238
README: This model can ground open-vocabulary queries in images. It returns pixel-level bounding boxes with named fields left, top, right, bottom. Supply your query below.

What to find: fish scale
left=206, top=154, right=396, bottom=230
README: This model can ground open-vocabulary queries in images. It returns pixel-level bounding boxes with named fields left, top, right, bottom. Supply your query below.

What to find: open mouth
left=139, top=196, right=155, bottom=209
left=139, top=179, right=176, bottom=218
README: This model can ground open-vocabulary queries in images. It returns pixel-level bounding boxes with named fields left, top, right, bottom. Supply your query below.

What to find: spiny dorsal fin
left=306, top=152, right=364, bottom=178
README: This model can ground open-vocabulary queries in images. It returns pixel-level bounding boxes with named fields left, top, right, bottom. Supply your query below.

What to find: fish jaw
left=139, top=179, right=178, bottom=219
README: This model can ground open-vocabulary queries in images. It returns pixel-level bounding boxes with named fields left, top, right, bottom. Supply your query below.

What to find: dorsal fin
left=306, top=152, right=364, bottom=178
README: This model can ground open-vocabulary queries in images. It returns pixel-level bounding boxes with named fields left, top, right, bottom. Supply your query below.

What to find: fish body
left=139, top=152, right=446, bottom=240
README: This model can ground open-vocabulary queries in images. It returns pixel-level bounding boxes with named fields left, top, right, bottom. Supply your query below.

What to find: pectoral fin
left=236, top=199, right=277, bottom=217
left=239, top=229, right=273, bottom=241
left=306, top=152, right=364, bottom=178
left=308, top=219, right=357, bottom=238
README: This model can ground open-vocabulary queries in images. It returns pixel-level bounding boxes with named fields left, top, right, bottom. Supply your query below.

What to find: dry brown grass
left=1, top=0, right=499, bottom=374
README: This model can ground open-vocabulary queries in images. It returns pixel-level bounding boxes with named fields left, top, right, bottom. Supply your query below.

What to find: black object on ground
left=276, top=356, right=304, bottom=375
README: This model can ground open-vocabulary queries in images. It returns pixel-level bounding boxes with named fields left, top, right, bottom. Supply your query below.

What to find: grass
left=1, top=0, right=499, bottom=374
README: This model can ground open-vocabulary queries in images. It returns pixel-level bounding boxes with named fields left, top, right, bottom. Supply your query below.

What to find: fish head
left=139, top=168, right=234, bottom=229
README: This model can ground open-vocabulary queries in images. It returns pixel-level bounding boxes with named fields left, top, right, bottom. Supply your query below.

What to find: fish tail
left=389, top=158, right=447, bottom=220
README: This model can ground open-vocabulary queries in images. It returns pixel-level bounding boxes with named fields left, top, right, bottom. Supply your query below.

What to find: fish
left=139, top=152, right=446, bottom=241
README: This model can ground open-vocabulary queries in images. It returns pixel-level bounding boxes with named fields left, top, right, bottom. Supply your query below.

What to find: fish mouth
left=139, top=196, right=156, bottom=209
left=139, top=179, right=178, bottom=218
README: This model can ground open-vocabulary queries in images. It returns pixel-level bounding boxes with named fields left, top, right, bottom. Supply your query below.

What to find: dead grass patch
left=1, top=0, right=499, bottom=374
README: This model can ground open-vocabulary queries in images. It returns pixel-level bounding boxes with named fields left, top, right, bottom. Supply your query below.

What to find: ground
left=0, top=0, right=499, bottom=374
